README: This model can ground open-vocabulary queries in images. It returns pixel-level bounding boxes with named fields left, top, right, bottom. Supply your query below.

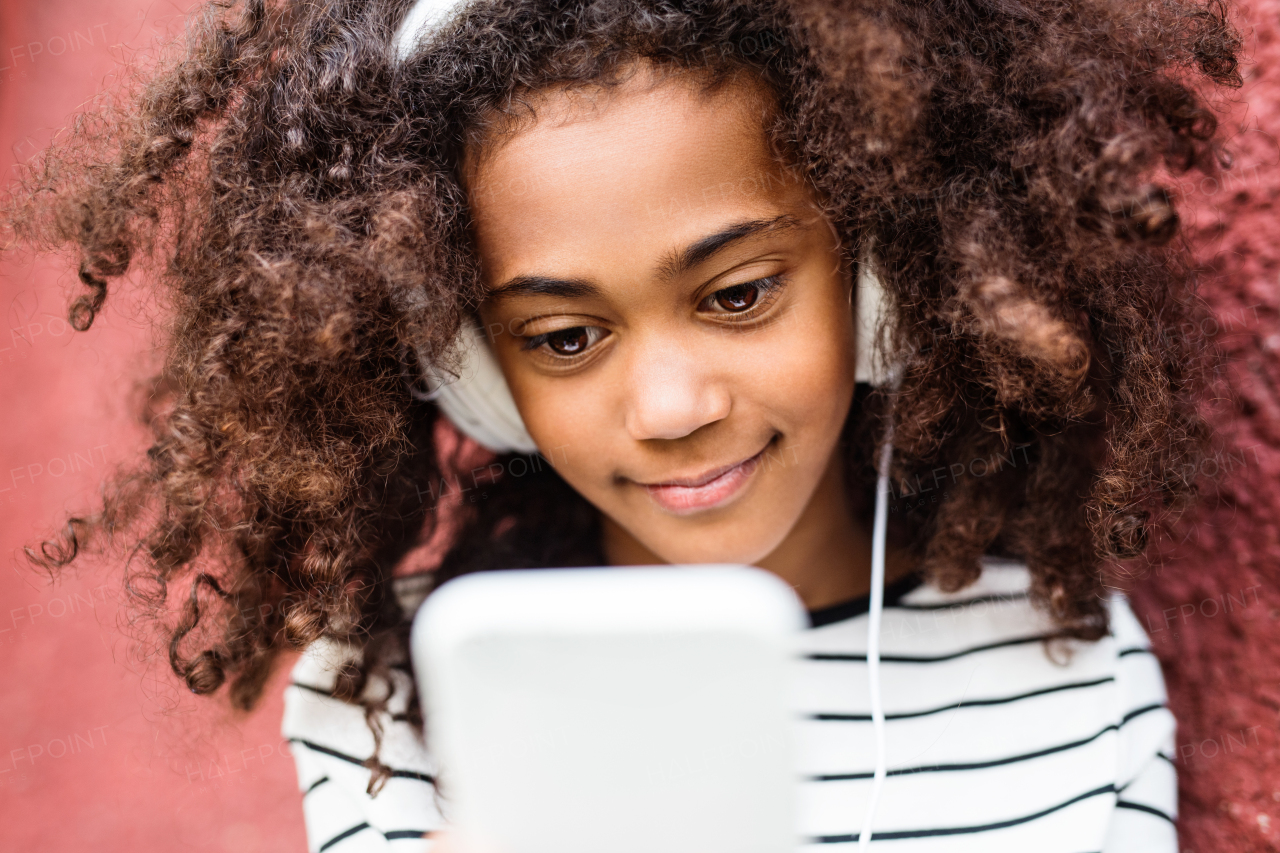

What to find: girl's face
left=470, top=69, right=858, bottom=567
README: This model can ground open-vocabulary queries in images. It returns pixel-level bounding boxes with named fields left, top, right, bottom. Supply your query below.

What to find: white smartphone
left=410, top=564, right=806, bottom=853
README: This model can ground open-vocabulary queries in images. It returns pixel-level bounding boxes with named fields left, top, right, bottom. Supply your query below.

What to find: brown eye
left=522, top=325, right=608, bottom=358
left=713, top=283, right=760, bottom=312
left=547, top=327, right=590, bottom=355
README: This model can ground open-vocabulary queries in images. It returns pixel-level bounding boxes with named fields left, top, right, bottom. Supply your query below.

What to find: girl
left=8, top=0, right=1244, bottom=850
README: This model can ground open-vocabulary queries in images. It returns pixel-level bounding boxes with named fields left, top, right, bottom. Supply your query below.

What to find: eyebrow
left=486, top=275, right=599, bottom=301
left=657, top=214, right=801, bottom=281
left=486, top=214, right=803, bottom=301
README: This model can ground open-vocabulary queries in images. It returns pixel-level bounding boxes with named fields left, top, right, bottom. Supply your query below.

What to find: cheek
left=505, top=375, right=618, bottom=492
left=736, top=300, right=857, bottom=433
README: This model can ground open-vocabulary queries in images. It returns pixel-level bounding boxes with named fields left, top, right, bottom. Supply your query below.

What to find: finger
left=426, top=828, right=509, bottom=853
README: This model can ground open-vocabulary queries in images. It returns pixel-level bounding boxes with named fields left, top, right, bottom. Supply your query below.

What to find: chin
left=646, top=530, right=782, bottom=568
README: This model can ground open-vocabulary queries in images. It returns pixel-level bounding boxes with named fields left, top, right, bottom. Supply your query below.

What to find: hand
left=425, top=829, right=461, bottom=853
left=426, top=829, right=510, bottom=853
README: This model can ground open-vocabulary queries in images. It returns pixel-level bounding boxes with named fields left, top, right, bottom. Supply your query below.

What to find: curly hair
left=5, top=0, right=1242, bottom=792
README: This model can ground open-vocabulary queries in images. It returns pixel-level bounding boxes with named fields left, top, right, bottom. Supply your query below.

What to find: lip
left=638, top=438, right=774, bottom=515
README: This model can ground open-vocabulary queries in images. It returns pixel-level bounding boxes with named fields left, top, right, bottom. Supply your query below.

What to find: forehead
left=464, top=71, right=810, bottom=286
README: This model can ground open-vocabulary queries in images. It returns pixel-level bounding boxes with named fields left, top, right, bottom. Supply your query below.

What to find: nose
left=622, top=336, right=731, bottom=441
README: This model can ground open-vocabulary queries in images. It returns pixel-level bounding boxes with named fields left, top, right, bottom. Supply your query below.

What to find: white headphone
left=394, top=0, right=473, bottom=57
left=393, top=0, right=893, bottom=455
left=407, top=265, right=893, bottom=456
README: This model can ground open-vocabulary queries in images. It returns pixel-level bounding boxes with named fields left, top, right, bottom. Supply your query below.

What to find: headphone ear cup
left=855, top=262, right=892, bottom=386
left=416, top=317, right=539, bottom=455
left=396, top=0, right=533, bottom=454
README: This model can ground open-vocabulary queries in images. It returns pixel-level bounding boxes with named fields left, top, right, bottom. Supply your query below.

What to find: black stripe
left=316, top=823, right=429, bottom=850
left=809, top=676, right=1115, bottom=722
left=1116, top=801, right=1176, bottom=824
left=1118, top=646, right=1154, bottom=658
left=809, top=715, right=1120, bottom=781
left=287, top=738, right=437, bottom=785
left=319, top=823, right=372, bottom=852
left=805, top=632, right=1063, bottom=663
left=1157, top=752, right=1175, bottom=765
left=290, top=681, right=338, bottom=698
left=807, top=784, right=1116, bottom=843
left=1122, top=703, right=1165, bottom=725
left=893, top=591, right=1031, bottom=611
left=304, top=775, right=330, bottom=795
left=807, top=572, right=927, bottom=628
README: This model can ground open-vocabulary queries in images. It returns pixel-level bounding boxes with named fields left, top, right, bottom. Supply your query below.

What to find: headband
left=395, top=0, right=893, bottom=454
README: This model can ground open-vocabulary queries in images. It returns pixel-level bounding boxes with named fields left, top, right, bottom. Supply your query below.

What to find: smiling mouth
left=638, top=437, right=776, bottom=515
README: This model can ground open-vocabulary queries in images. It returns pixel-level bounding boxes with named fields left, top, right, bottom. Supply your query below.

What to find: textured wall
left=0, top=3, right=307, bottom=852
left=0, top=2, right=1276, bottom=851
left=1127, top=6, right=1280, bottom=849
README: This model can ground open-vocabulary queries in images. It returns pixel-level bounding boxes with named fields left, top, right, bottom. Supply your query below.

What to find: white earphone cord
left=859, top=378, right=900, bottom=850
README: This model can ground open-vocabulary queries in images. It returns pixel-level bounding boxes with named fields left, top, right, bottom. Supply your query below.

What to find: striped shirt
left=282, top=558, right=1178, bottom=852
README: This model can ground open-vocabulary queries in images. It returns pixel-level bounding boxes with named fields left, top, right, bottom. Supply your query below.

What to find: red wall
left=0, top=3, right=306, bottom=851
left=1130, top=5, right=1280, bottom=848
left=1, top=2, right=1277, bottom=851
